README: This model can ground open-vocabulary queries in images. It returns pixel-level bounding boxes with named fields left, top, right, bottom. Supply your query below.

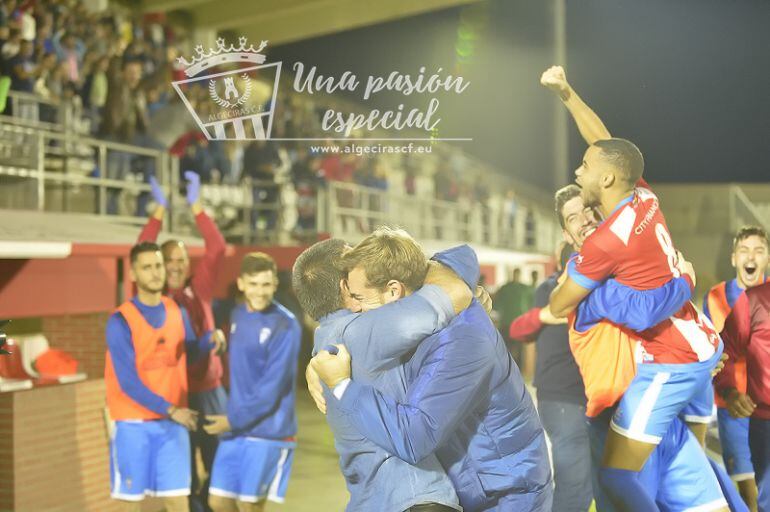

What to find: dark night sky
left=271, top=0, right=770, bottom=190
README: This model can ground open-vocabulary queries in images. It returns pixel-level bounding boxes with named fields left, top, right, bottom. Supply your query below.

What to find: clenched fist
left=540, top=65, right=570, bottom=98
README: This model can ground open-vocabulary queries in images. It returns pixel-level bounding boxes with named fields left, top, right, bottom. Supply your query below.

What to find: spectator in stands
left=0, top=0, right=14, bottom=29
left=31, top=49, right=55, bottom=96
left=205, top=252, right=301, bottom=512
left=141, top=172, right=228, bottom=512
left=180, top=137, right=215, bottom=184
left=7, top=37, right=34, bottom=92
left=291, top=149, right=319, bottom=237
left=105, top=241, right=217, bottom=512
left=0, top=25, right=20, bottom=63
left=493, top=267, right=534, bottom=366
left=404, top=167, right=417, bottom=195
left=434, top=164, right=457, bottom=203
left=320, top=152, right=360, bottom=233
left=503, top=187, right=518, bottom=245
left=33, top=17, right=54, bottom=57
left=52, top=31, right=84, bottom=83
left=102, top=57, right=160, bottom=216
left=82, top=54, right=109, bottom=132
left=525, top=208, right=536, bottom=248
left=243, top=139, right=281, bottom=232
left=475, top=178, right=491, bottom=243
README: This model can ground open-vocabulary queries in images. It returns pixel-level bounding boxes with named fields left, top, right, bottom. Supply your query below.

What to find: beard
left=580, top=186, right=600, bottom=208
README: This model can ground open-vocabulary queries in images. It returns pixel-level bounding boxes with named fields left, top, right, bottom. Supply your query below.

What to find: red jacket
left=138, top=211, right=226, bottom=393
left=716, top=281, right=770, bottom=419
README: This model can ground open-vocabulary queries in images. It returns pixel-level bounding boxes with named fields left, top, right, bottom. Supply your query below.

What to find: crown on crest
left=177, top=37, right=268, bottom=77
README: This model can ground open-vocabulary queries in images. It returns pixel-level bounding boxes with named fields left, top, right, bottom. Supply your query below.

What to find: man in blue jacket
left=203, top=252, right=301, bottom=512
left=310, top=228, right=553, bottom=512
left=293, top=232, right=475, bottom=512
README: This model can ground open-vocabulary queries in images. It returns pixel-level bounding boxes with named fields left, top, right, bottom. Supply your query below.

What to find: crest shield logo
left=172, top=37, right=281, bottom=140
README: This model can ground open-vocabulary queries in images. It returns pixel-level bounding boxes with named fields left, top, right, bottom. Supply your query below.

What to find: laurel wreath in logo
left=209, top=74, right=252, bottom=109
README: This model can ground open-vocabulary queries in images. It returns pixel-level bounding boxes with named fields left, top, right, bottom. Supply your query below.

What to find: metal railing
left=0, top=120, right=175, bottom=227
left=320, top=181, right=558, bottom=253
left=198, top=179, right=284, bottom=244
left=4, top=90, right=68, bottom=132
left=0, top=118, right=557, bottom=252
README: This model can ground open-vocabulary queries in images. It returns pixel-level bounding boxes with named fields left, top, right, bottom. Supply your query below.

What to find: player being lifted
left=542, top=66, right=725, bottom=512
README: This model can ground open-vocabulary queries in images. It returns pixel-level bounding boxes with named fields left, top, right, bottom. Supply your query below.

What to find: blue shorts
left=717, top=407, right=755, bottom=480
left=209, top=436, right=295, bottom=503
left=611, top=342, right=722, bottom=444
left=109, top=420, right=191, bottom=501
left=590, top=408, right=726, bottom=511
left=643, top=417, right=727, bottom=511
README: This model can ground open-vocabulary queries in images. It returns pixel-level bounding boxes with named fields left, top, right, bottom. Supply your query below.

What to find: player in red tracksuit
left=140, top=171, right=227, bottom=512
left=704, top=226, right=768, bottom=511
left=716, top=281, right=770, bottom=512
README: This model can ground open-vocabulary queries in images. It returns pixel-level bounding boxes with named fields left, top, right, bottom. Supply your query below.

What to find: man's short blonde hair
left=341, top=226, right=428, bottom=292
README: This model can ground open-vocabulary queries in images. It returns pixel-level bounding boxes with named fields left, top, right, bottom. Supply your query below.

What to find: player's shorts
left=611, top=341, right=723, bottom=444
left=717, top=407, right=755, bottom=481
left=109, top=419, right=191, bottom=501
left=641, top=417, right=727, bottom=511
left=209, top=436, right=296, bottom=503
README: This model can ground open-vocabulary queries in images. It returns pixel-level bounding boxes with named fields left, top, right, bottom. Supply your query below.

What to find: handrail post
left=98, top=144, right=107, bottom=215
left=36, top=131, right=45, bottom=211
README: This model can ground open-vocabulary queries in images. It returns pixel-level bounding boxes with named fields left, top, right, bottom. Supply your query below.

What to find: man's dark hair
left=554, top=184, right=582, bottom=228
left=241, top=252, right=277, bottom=276
left=733, top=226, right=769, bottom=251
left=130, top=241, right=160, bottom=264
left=593, top=138, right=644, bottom=185
left=292, top=239, right=347, bottom=321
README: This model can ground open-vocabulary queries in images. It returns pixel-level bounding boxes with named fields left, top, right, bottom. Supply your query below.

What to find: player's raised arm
left=541, top=65, right=611, bottom=145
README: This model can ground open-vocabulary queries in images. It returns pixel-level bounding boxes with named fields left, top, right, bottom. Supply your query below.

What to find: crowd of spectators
left=0, top=0, right=541, bottom=248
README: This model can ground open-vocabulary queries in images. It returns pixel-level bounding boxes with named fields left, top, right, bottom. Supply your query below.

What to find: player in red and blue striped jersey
left=542, top=65, right=726, bottom=512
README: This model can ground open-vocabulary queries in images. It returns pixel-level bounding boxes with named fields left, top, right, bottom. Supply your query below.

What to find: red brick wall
left=41, top=312, right=110, bottom=380
left=0, top=395, right=13, bottom=511
left=0, top=380, right=120, bottom=512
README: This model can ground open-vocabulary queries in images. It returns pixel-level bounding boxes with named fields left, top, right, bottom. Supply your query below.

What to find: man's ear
left=385, top=280, right=406, bottom=300
left=730, top=253, right=736, bottom=269
left=236, top=276, right=245, bottom=292
left=128, top=266, right=137, bottom=284
left=601, top=171, right=616, bottom=189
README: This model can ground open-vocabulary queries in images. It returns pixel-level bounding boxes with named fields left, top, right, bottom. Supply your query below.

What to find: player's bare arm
left=549, top=276, right=592, bottom=318
left=424, top=260, right=473, bottom=314
left=541, top=65, right=611, bottom=145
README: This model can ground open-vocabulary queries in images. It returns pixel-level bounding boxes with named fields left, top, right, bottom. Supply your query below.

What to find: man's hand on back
left=475, top=286, right=493, bottom=314
left=311, top=344, right=351, bottom=389
left=675, top=251, right=697, bottom=287
left=211, top=329, right=227, bottom=355
left=306, top=362, right=327, bottom=414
